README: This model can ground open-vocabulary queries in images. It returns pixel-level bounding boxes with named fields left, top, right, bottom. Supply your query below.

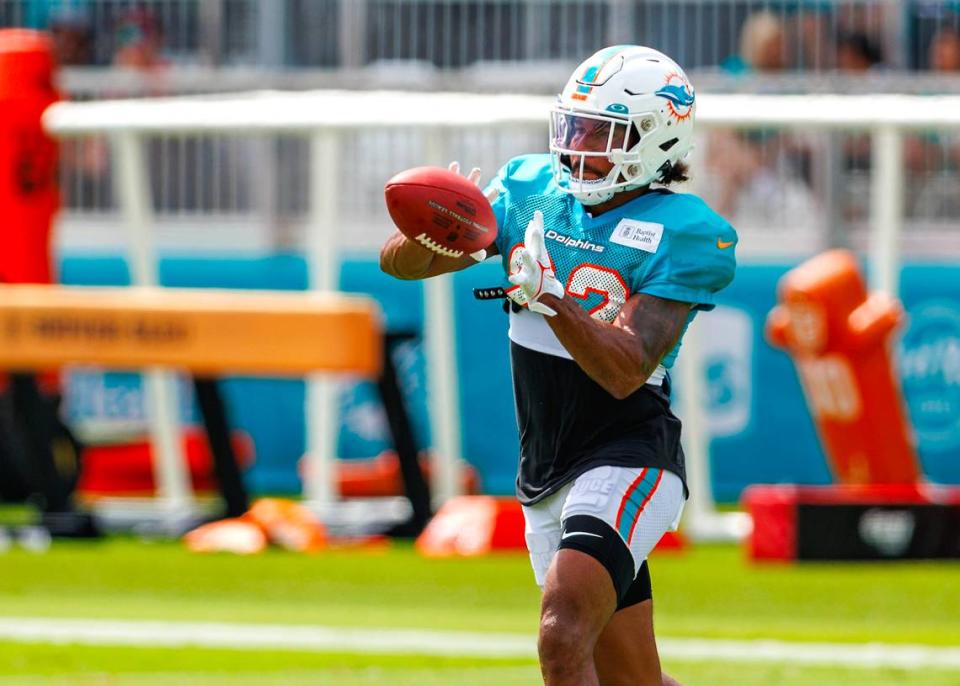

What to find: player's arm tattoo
left=614, top=293, right=692, bottom=381
left=541, top=291, right=692, bottom=399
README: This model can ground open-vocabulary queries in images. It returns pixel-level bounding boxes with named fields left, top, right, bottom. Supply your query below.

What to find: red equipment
left=0, top=29, right=60, bottom=286
left=743, top=483, right=960, bottom=561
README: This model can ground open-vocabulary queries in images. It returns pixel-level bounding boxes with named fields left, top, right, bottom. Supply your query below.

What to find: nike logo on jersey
left=716, top=238, right=735, bottom=249
left=561, top=531, right=604, bottom=541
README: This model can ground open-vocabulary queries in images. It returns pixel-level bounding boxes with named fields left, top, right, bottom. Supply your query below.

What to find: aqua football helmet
left=550, top=45, right=696, bottom=206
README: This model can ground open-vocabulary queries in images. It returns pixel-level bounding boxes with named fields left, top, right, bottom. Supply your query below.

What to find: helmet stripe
left=576, top=45, right=631, bottom=96
left=581, top=65, right=602, bottom=84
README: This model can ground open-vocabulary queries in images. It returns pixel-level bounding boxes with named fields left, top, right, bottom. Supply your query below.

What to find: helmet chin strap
left=570, top=161, right=619, bottom=206
left=570, top=159, right=648, bottom=206
left=573, top=189, right=616, bottom=206
left=557, top=153, right=609, bottom=205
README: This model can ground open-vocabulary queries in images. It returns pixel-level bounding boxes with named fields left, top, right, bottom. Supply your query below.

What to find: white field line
left=1, top=618, right=959, bottom=670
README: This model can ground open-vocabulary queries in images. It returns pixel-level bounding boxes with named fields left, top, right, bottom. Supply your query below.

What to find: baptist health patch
left=610, top=219, right=664, bottom=253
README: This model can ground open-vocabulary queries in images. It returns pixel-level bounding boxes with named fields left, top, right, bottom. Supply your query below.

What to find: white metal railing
left=52, top=93, right=960, bottom=262
left=43, top=91, right=960, bottom=532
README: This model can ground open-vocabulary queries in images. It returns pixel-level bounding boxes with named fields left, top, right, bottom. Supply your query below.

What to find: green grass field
left=1, top=538, right=958, bottom=685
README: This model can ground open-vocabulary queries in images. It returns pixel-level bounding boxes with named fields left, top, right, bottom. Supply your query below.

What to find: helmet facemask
left=549, top=107, right=662, bottom=206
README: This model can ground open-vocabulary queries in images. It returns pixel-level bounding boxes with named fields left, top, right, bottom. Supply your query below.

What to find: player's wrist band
left=472, top=286, right=506, bottom=300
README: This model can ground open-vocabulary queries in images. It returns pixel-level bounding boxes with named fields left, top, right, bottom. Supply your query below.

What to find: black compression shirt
left=510, top=341, right=687, bottom=505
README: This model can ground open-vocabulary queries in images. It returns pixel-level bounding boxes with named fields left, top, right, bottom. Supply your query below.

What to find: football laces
left=415, top=232, right=464, bottom=258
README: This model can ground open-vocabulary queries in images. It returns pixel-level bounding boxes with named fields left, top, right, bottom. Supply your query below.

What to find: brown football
left=384, top=166, right=498, bottom=258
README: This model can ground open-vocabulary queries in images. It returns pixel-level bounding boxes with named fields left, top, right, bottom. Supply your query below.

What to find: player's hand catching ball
left=447, top=161, right=499, bottom=262
left=508, top=210, right=565, bottom=317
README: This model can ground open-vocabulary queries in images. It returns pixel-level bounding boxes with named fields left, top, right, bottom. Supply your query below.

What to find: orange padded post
left=415, top=496, right=527, bottom=557
left=0, top=285, right=382, bottom=377
left=0, top=30, right=60, bottom=285
left=766, top=250, right=919, bottom=484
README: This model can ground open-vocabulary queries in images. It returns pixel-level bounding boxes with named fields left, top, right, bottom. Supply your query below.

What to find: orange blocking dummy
left=416, top=496, right=527, bottom=557
left=766, top=250, right=919, bottom=484
left=0, top=30, right=60, bottom=286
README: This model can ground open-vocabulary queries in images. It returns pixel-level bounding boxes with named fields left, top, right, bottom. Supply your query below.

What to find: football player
left=381, top=45, right=736, bottom=686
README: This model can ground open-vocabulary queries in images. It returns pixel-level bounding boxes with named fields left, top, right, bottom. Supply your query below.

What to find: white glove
left=508, top=210, right=565, bottom=317
left=448, top=161, right=499, bottom=262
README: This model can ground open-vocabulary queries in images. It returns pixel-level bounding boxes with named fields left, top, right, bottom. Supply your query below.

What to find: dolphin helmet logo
left=656, top=72, right=695, bottom=122
left=655, top=83, right=695, bottom=108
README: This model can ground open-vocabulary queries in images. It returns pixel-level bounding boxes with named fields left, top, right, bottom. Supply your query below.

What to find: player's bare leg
left=594, top=599, right=682, bottom=686
left=538, top=549, right=617, bottom=685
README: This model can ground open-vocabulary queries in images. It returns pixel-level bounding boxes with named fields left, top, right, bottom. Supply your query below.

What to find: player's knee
left=538, top=605, right=594, bottom=677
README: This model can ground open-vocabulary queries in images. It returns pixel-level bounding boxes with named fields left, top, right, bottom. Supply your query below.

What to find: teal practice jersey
left=487, top=154, right=737, bottom=370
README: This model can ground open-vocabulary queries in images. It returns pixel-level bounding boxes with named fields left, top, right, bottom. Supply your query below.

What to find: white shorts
left=521, top=465, right=685, bottom=588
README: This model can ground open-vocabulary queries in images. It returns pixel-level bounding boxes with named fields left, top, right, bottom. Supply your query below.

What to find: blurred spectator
left=835, top=31, right=885, bottom=72
left=704, top=128, right=819, bottom=227
left=722, top=11, right=788, bottom=74
left=707, top=12, right=818, bottom=227
left=57, top=5, right=174, bottom=212
left=796, top=11, right=832, bottom=71
left=49, top=6, right=94, bottom=66
left=112, top=7, right=168, bottom=72
left=108, top=7, right=171, bottom=99
left=47, top=5, right=109, bottom=211
left=23, top=0, right=86, bottom=30
left=904, top=25, right=960, bottom=220
left=833, top=31, right=887, bottom=221
left=928, top=26, right=960, bottom=72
